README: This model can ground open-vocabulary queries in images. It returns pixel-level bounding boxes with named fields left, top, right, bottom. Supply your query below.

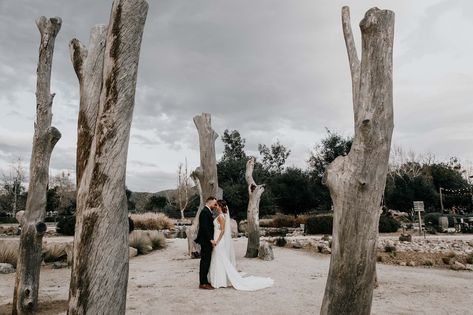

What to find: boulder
left=399, top=262, right=407, bottom=266
left=399, top=233, right=412, bottom=242
left=258, top=242, right=274, bottom=261
left=129, top=247, right=138, bottom=258
left=407, top=261, right=416, bottom=267
left=15, top=210, right=25, bottom=225
left=291, top=240, right=303, bottom=249
left=450, top=261, right=466, bottom=271
left=230, top=219, right=238, bottom=238
left=238, top=220, right=247, bottom=234
left=0, top=263, right=15, bottom=274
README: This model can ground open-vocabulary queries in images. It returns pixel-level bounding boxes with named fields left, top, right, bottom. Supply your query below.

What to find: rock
left=15, top=210, right=25, bottom=225
left=321, top=247, right=332, bottom=254
left=0, top=263, right=15, bottom=274
left=230, top=219, right=238, bottom=238
left=399, top=234, right=412, bottom=242
left=407, top=261, right=416, bottom=267
left=465, top=264, right=473, bottom=271
left=52, top=261, right=68, bottom=269
left=291, top=240, right=303, bottom=249
left=238, top=220, right=247, bottom=234
left=399, top=262, right=407, bottom=266
left=129, top=247, right=138, bottom=258
left=450, top=261, right=466, bottom=271
left=258, top=242, right=274, bottom=261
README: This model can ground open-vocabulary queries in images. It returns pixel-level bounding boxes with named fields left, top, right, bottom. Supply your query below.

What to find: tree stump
left=320, top=6, right=395, bottom=315
left=12, top=16, right=62, bottom=315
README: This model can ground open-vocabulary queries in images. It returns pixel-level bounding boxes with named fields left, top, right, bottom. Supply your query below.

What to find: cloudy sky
left=0, top=0, right=472, bottom=192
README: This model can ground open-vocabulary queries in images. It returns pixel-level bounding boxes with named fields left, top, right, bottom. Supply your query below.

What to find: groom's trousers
left=200, top=242, right=212, bottom=285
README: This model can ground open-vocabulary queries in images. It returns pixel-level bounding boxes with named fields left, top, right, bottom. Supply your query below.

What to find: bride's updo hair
left=217, top=200, right=228, bottom=213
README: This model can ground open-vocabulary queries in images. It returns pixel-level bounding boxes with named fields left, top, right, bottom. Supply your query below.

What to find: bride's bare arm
left=216, top=215, right=225, bottom=245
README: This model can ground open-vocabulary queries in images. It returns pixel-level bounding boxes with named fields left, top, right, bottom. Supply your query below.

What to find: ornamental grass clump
left=0, top=240, right=18, bottom=267
left=130, top=212, right=174, bottom=230
left=129, top=230, right=153, bottom=255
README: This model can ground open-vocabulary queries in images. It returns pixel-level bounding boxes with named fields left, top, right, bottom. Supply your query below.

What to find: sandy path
left=1, top=238, right=473, bottom=314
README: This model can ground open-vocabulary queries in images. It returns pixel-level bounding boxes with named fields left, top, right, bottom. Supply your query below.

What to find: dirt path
left=1, top=238, right=472, bottom=314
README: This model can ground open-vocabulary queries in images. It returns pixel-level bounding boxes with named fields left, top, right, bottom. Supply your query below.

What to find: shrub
left=305, top=215, right=333, bottom=235
left=423, top=259, right=434, bottom=266
left=271, top=214, right=296, bottom=228
left=57, top=216, right=135, bottom=236
left=378, top=215, right=400, bottom=233
left=130, top=212, right=174, bottom=230
left=129, top=230, right=153, bottom=255
left=442, top=257, right=451, bottom=265
left=259, top=218, right=273, bottom=228
left=384, top=244, right=396, bottom=253
left=275, top=237, right=287, bottom=247
left=377, top=255, right=384, bottom=262
left=56, top=216, right=76, bottom=236
left=0, top=240, right=18, bottom=267
left=42, top=242, right=68, bottom=262
left=146, top=230, right=166, bottom=250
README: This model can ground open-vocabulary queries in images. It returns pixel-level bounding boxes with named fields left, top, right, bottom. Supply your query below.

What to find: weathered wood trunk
left=67, top=1, right=148, bottom=314
left=12, top=16, right=62, bottom=315
left=245, top=157, right=265, bottom=258
left=187, top=172, right=203, bottom=257
left=70, top=25, right=107, bottom=189
left=192, top=113, right=219, bottom=200
left=187, top=113, right=219, bottom=258
left=320, top=7, right=394, bottom=315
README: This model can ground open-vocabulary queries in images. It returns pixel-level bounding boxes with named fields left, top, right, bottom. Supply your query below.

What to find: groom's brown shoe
left=199, top=284, right=214, bottom=290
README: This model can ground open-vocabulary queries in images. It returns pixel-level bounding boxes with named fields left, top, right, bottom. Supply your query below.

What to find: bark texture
left=12, top=16, right=62, bottom=315
left=245, top=157, right=265, bottom=258
left=187, top=172, right=203, bottom=257
left=320, top=7, right=394, bottom=315
left=187, top=113, right=220, bottom=257
left=69, top=25, right=107, bottom=189
left=67, top=1, right=148, bottom=314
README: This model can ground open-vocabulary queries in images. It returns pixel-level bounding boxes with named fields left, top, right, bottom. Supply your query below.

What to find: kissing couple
left=195, top=196, right=274, bottom=291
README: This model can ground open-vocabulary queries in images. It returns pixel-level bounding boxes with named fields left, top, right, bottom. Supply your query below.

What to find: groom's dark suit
left=195, top=206, right=214, bottom=285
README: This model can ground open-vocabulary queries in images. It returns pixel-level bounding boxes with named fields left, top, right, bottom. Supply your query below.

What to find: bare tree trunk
left=187, top=113, right=219, bottom=258
left=70, top=24, right=107, bottom=189
left=67, top=1, right=148, bottom=314
left=192, top=113, right=219, bottom=200
left=320, top=7, right=394, bottom=315
left=13, top=16, right=62, bottom=315
left=245, top=157, right=264, bottom=258
left=187, top=172, right=203, bottom=257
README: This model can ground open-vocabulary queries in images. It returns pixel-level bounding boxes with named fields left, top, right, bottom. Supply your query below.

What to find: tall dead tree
left=177, top=160, right=190, bottom=220
left=67, top=1, right=148, bottom=314
left=320, top=7, right=394, bottom=315
left=12, top=16, right=62, bottom=315
left=186, top=113, right=220, bottom=257
left=70, top=24, right=107, bottom=189
left=245, top=157, right=265, bottom=258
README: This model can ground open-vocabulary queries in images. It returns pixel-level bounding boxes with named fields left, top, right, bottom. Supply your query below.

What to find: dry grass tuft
left=129, top=230, right=153, bottom=255
left=42, top=242, right=69, bottom=262
left=130, top=212, right=174, bottom=230
left=145, top=230, right=167, bottom=250
left=0, top=240, right=19, bottom=267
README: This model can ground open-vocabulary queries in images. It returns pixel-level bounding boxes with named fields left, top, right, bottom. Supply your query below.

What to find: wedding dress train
left=209, top=214, right=273, bottom=291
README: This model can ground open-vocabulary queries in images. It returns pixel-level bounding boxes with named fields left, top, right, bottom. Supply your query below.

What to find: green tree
left=258, top=140, right=291, bottom=174
left=221, top=129, right=247, bottom=161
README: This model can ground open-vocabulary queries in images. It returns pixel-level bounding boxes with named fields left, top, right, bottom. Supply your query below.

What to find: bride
left=208, top=200, right=273, bottom=291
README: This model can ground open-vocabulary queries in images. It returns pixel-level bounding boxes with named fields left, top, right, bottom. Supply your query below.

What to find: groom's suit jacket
left=195, top=206, right=214, bottom=246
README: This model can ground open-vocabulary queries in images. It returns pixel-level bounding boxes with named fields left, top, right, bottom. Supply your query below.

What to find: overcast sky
left=0, top=0, right=472, bottom=192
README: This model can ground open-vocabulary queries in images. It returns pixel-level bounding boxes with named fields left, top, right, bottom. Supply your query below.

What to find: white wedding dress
left=209, top=213, right=274, bottom=291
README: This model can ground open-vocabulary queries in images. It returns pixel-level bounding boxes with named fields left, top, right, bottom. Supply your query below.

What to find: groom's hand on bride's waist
left=210, top=240, right=216, bottom=247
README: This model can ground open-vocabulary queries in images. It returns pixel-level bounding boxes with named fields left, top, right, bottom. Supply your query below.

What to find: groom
left=195, top=196, right=218, bottom=289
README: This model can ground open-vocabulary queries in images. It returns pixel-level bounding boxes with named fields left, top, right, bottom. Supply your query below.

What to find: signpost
left=413, top=201, right=424, bottom=236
